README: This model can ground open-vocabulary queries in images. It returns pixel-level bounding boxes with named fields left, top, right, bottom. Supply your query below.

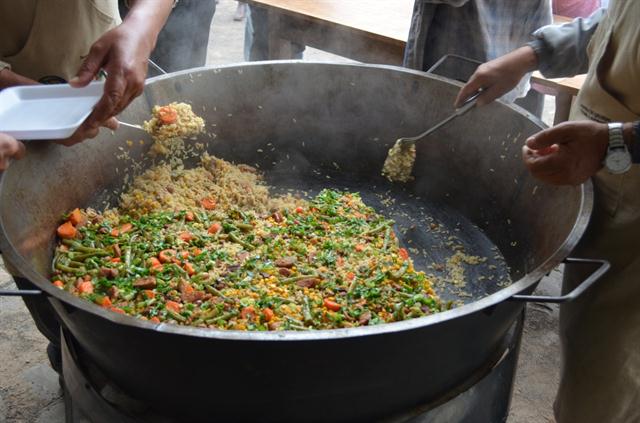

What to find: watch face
left=605, top=150, right=632, bottom=174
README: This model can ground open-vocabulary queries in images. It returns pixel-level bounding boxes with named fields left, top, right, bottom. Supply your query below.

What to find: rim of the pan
left=0, top=61, right=594, bottom=342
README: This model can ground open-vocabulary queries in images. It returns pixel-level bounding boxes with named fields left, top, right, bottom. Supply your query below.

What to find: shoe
left=234, top=3, right=247, bottom=21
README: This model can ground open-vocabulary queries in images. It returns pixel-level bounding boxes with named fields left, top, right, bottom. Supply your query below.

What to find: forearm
left=528, top=8, right=606, bottom=78
left=121, top=0, right=174, bottom=53
left=0, top=68, right=38, bottom=90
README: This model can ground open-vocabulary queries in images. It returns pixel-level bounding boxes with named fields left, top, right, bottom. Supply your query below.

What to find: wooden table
left=246, top=0, right=414, bottom=65
left=247, top=0, right=584, bottom=123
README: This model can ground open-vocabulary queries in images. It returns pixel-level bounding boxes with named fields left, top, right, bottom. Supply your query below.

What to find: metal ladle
left=396, top=90, right=482, bottom=147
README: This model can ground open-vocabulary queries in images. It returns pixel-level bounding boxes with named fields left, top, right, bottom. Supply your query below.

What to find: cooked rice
left=112, top=154, right=302, bottom=219
left=143, top=102, right=205, bottom=156
left=382, top=140, right=416, bottom=183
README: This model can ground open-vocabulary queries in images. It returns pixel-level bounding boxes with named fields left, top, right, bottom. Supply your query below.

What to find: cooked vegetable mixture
left=52, top=189, right=444, bottom=331
left=382, top=139, right=416, bottom=183
left=143, top=102, right=205, bottom=155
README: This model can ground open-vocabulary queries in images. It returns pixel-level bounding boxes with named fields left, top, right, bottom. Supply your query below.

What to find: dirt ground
left=0, top=1, right=560, bottom=421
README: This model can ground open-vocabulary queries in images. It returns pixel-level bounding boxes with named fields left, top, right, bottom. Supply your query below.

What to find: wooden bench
left=247, top=0, right=584, bottom=123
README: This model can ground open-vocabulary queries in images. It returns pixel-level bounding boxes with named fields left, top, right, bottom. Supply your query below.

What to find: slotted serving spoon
left=396, top=90, right=482, bottom=147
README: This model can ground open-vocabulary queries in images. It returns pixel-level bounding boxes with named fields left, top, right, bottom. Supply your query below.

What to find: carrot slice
left=323, top=298, right=341, bottom=312
left=109, top=306, right=125, bottom=314
left=345, top=272, right=355, bottom=281
left=143, top=290, right=155, bottom=299
left=241, top=306, right=256, bottom=320
left=69, top=208, right=84, bottom=226
left=157, top=106, right=178, bottom=125
left=262, top=307, right=274, bottom=322
left=119, top=223, right=133, bottom=234
left=183, top=262, right=195, bottom=276
left=158, top=249, right=177, bottom=264
left=165, top=300, right=181, bottom=313
left=150, top=316, right=161, bottom=323
left=398, top=248, right=409, bottom=261
left=110, top=257, right=121, bottom=263
left=96, top=296, right=112, bottom=307
left=200, top=198, right=216, bottom=210
left=57, top=221, right=77, bottom=239
left=185, top=211, right=194, bottom=221
left=77, top=281, right=94, bottom=294
left=52, top=280, right=64, bottom=288
left=207, top=223, right=222, bottom=234
left=179, top=232, right=194, bottom=242
left=355, top=244, right=365, bottom=252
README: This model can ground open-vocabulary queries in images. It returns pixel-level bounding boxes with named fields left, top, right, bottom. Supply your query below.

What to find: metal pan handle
left=426, top=54, right=483, bottom=76
left=0, top=288, right=42, bottom=297
left=510, top=257, right=610, bottom=304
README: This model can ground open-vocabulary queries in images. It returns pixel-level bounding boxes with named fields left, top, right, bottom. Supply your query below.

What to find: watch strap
left=632, top=121, right=640, bottom=164
left=608, top=122, right=625, bottom=149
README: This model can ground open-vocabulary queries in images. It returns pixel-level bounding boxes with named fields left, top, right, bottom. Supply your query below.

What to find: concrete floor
left=0, top=1, right=560, bottom=421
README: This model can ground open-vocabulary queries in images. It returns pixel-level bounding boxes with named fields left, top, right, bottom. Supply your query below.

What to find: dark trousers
left=119, top=0, right=216, bottom=74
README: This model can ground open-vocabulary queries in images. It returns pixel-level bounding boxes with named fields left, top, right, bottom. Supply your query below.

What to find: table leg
left=553, top=92, right=573, bottom=125
left=267, top=10, right=295, bottom=59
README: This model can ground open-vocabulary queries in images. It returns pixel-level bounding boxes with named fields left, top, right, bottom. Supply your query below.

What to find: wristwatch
left=604, top=122, right=632, bottom=174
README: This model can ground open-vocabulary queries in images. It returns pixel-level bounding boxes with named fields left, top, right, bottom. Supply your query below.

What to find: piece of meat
left=238, top=164, right=257, bottom=174
left=295, top=278, right=320, bottom=288
left=359, top=311, right=372, bottom=325
left=182, top=290, right=205, bottom=303
left=278, top=267, right=292, bottom=277
left=275, top=256, right=296, bottom=268
left=100, top=267, right=119, bottom=279
left=133, top=276, right=157, bottom=289
left=272, top=212, right=283, bottom=223
left=112, top=244, right=122, bottom=258
left=107, top=286, right=120, bottom=299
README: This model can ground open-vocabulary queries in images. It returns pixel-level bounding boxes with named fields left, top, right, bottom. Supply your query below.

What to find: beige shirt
left=0, top=0, right=121, bottom=83
left=556, top=2, right=640, bottom=423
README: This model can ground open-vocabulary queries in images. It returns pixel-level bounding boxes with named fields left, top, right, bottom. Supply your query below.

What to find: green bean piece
left=166, top=310, right=187, bottom=322
left=55, top=262, right=86, bottom=275
left=204, top=285, right=230, bottom=300
left=69, top=251, right=109, bottom=261
left=62, top=239, right=105, bottom=253
left=361, top=221, right=393, bottom=236
left=280, top=274, right=319, bottom=285
left=348, top=277, right=359, bottom=294
left=391, top=261, right=409, bottom=280
left=235, top=223, right=254, bottom=232
left=302, top=297, right=313, bottom=325
left=382, top=226, right=392, bottom=251
left=229, top=233, right=255, bottom=251
left=206, top=310, right=238, bottom=325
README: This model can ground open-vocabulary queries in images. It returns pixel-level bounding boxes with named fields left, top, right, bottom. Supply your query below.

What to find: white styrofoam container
left=0, top=82, right=104, bottom=140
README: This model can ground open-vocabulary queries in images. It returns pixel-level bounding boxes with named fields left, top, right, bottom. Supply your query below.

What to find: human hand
left=68, top=21, right=153, bottom=141
left=454, top=46, right=539, bottom=108
left=522, top=121, right=609, bottom=186
left=0, top=133, right=26, bottom=170
left=56, top=117, right=119, bottom=147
